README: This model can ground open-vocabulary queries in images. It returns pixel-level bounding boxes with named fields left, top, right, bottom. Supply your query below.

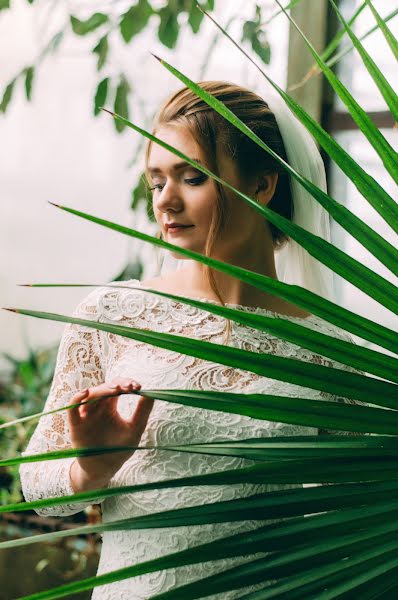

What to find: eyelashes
left=149, top=175, right=208, bottom=192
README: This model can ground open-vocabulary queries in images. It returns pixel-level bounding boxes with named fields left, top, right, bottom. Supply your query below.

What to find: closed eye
left=184, top=175, right=208, bottom=185
left=149, top=174, right=208, bottom=192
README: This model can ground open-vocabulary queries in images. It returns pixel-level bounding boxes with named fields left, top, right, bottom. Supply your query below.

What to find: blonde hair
left=145, top=81, right=293, bottom=344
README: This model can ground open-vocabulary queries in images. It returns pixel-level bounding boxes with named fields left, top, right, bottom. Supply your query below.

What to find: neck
left=176, top=234, right=280, bottom=309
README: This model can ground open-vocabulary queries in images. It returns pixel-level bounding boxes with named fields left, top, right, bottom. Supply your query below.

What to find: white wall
left=0, top=0, right=289, bottom=363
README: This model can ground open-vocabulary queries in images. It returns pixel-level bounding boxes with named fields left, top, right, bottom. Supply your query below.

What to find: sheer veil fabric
left=158, top=90, right=335, bottom=304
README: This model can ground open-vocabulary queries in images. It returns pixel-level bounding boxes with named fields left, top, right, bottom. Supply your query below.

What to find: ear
left=254, top=173, right=279, bottom=206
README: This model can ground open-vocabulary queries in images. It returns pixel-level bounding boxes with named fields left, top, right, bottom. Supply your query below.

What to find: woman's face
left=147, top=123, right=276, bottom=262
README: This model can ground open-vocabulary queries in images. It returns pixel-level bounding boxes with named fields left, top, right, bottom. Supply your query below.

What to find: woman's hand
left=68, top=377, right=154, bottom=492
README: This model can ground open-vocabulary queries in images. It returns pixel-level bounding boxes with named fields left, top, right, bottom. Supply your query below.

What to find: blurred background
left=0, top=0, right=397, bottom=597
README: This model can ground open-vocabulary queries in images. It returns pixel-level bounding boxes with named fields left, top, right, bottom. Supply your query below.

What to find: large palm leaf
left=2, top=2, right=398, bottom=598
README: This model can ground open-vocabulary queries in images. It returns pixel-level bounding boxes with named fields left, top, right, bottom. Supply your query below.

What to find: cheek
left=192, top=186, right=218, bottom=224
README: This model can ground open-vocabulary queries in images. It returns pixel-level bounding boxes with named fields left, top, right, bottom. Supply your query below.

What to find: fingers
left=128, top=395, right=154, bottom=439
left=68, top=379, right=142, bottom=421
left=68, top=389, right=89, bottom=426
left=68, top=377, right=143, bottom=428
left=109, top=377, right=141, bottom=393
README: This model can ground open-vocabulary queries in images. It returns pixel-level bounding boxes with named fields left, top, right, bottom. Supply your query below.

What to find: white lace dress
left=19, top=279, right=361, bottom=599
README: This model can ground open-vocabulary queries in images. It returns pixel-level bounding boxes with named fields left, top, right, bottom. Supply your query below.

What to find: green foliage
left=158, top=6, right=180, bottom=49
left=70, top=13, right=108, bottom=36
left=320, top=1, right=367, bottom=63
left=93, top=77, right=109, bottom=116
left=92, top=35, right=108, bottom=71
left=0, top=78, right=15, bottom=113
left=188, top=2, right=205, bottom=34
left=365, top=0, right=398, bottom=62
left=113, top=76, right=130, bottom=132
left=277, top=0, right=398, bottom=185
left=24, top=66, right=34, bottom=101
left=0, top=0, right=9, bottom=11
left=0, top=346, right=56, bottom=505
left=242, top=4, right=271, bottom=64
left=4, top=2, right=398, bottom=597
left=120, top=0, right=154, bottom=43
left=330, top=0, right=398, bottom=123
left=45, top=30, right=63, bottom=55
left=131, top=174, right=155, bottom=222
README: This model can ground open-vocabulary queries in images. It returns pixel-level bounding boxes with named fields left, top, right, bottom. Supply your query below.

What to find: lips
left=165, top=223, right=192, bottom=229
left=167, top=224, right=193, bottom=233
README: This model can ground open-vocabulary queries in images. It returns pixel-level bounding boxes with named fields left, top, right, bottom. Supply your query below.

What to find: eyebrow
left=148, top=159, right=204, bottom=175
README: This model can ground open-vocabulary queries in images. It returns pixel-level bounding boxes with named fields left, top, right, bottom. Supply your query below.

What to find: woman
left=20, top=81, right=360, bottom=598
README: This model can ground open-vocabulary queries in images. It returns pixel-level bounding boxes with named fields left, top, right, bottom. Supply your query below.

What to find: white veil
left=157, top=90, right=335, bottom=304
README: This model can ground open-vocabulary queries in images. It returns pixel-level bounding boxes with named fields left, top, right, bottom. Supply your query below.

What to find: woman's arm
left=19, top=288, right=107, bottom=516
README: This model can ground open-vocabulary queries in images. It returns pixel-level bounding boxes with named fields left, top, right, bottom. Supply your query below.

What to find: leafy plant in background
left=2, top=0, right=396, bottom=224
left=0, top=346, right=57, bottom=505
left=0, top=0, right=275, bottom=132
left=2, top=0, right=398, bottom=598
left=0, top=0, right=279, bottom=272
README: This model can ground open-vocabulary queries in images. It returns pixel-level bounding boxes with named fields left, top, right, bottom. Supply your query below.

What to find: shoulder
left=70, top=280, right=188, bottom=331
left=302, top=314, right=356, bottom=344
left=302, top=316, right=364, bottom=376
left=71, top=280, right=145, bottom=321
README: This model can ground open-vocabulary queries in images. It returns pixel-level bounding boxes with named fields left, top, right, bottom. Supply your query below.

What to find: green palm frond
left=4, top=2, right=398, bottom=597
left=7, top=308, right=398, bottom=404
left=324, top=6, right=398, bottom=70
left=103, top=102, right=398, bottom=316
left=330, top=0, right=398, bottom=122
left=274, top=0, right=398, bottom=184
left=105, top=85, right=398, bottom=286
left=196, top=5, right=398, bottom=236
left=365, top=0, right=398, bottom=62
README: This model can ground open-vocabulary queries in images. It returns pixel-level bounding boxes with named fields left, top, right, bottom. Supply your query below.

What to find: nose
left=154, top=179, right=183, bottom=215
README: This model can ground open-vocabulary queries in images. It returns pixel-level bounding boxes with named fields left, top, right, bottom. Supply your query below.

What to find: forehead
left=147, top=124, right=206, bottom=174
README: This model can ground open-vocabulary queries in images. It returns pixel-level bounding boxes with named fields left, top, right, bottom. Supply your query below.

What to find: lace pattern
left=19, top=280, right=364, bottom=598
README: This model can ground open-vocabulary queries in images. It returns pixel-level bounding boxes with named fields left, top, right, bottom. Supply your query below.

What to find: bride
left=20, top=81, right=359, bottom=599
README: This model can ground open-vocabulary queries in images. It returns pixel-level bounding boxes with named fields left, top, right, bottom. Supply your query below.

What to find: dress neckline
left=128, top=279, right=317, bottom=322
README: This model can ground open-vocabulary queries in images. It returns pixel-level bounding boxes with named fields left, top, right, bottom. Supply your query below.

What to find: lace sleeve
left=317, top=330, right=367, bottom=437
left=19, top=287, right=107, bottom=516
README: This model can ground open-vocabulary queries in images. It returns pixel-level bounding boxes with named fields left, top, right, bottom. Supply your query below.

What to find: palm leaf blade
left=330, top=0, right=398, bottom=123
left=7, top=308, right=398, bottom=404
left=365, top=0, right=398, bottom=63
left=41, top=206, right=398, bottom=353
left=274, top=0, right=398, bottom=183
